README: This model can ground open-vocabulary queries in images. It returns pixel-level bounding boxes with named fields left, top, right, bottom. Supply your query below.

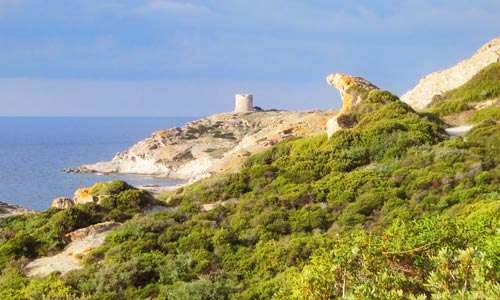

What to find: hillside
left=1, top=75, right=498, bottom=299
left=429, top=62, right=500, bottom=125
left=402, top=37, right=500, bottom=110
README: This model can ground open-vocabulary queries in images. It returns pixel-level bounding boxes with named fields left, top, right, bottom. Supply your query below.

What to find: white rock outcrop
left=25, top=222, right=121, bottom=277
left=72, top=111, right=332, bottom=181
left=402, top=37, right=500, bottom=110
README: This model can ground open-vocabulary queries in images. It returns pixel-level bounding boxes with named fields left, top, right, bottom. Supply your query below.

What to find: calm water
left=0, top=117, right=194, bottom=210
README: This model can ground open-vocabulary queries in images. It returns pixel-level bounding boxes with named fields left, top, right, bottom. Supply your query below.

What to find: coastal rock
left=74, top=188, right=97, bottom=205
left=71, top=110, right=332, bottom=181
left=0, top=201, right=31, bottom=218
left=325, top=73, right=379, bottom=137
left=402, top=37, right=500, bottom=110
left=51, top=197, right=75, bottom=209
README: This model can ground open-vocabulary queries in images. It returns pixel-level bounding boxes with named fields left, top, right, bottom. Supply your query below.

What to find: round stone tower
left=234, top=94, right=254, bottom=113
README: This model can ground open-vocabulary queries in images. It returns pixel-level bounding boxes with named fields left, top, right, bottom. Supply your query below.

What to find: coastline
left=0, top=201, right=33, bottom=218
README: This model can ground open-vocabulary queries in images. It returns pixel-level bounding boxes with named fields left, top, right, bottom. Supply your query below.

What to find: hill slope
left=429, top=62, right=500, bottom=125
left=1, top=85, right=498, bottom=299
left=402, top=37, right=500, bottom=110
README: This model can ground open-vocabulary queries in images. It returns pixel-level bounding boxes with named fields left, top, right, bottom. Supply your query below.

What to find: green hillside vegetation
left=429, top=62, right=500, bottom=117
left=0, top=89, right=499, bottom=299
left=467, top=105, right=500, bottom=123
left=0, top=181, right=156, bottom=269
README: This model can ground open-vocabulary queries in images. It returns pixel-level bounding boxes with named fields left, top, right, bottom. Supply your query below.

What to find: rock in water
left=401, top=37, right=500, bottom=110
left=51, top=197, right=75, bottom=209
left=325, top=73, right=379, bottom=137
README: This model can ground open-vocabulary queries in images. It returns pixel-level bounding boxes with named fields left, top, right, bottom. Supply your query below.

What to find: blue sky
left=0, top=0, right=499, bottom=117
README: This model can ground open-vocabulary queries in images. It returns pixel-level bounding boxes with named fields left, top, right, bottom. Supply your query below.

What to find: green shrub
left=468, top=105, right=500, bottom=123
left=430, top=62, right=500, bottom=116
left=1, top=84, right=498, bottom=299
left=90, top=180, right=132, bottom=196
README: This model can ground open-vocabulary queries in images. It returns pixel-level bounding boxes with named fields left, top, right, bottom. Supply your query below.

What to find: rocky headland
left=69, top=110, right=333, bottom=181
left=64, top=37, right=500, bottom=183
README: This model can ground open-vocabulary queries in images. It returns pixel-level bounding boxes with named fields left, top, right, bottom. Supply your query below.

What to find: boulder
left=401, top=37, right=500, bottom=110
left=65, top=221, right=121, bottom=241
left=325, top=73, right=379, bottom=137
left=73, top=188, right=97, bottom=205
left=51, top=197, right=74, bottom=209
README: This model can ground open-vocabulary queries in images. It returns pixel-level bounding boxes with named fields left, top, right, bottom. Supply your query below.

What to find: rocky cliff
left=401, top=37, right=500, bottom=110
left=73, top=111, right=332, bottom=181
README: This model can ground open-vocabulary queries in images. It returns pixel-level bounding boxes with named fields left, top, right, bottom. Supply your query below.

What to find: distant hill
left=402, top=37, right=500, bottom=110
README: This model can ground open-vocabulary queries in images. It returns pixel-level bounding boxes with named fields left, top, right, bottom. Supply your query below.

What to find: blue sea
left=0, top=117, right=194, bottom=211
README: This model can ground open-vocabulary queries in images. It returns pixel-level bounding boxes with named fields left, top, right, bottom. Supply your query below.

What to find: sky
left=0, top=0, right=499, bottom=117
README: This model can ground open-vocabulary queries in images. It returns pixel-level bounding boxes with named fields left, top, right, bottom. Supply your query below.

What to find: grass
left=467, top=105, right=500, bottom=123
left=429, top=62, right=500, bottom=116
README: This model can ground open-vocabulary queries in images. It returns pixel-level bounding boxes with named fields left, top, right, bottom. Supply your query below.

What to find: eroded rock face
left=325, top=73, right=379, bottom=137
left=326, top=73, right=379, bottom=113
left=402, top=37, right=500, bottom=110
left=51, top=197, right=75, bottom=209
left=72, top=111, right=332, bottom=181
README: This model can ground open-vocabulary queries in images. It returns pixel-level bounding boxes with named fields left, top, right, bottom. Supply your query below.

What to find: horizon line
left=0, top=115, right=202, bottom=119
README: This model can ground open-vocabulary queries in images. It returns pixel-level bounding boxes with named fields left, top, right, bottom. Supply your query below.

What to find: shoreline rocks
left=0, top=201, right=32, bottom=218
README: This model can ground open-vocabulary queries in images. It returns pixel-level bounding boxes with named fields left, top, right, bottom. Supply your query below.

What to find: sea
left=0, top=117, right=194, bottom=211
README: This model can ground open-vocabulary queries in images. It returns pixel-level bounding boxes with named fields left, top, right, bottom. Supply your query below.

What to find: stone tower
left=234, top=94, right=254, bottom=113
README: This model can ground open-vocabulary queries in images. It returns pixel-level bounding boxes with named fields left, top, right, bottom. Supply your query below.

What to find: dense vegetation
left=0, top=86, right=499, bottom=299
left=0, top=181, right=156, bottom=270
left=429, top=62, right=500, bottom=117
